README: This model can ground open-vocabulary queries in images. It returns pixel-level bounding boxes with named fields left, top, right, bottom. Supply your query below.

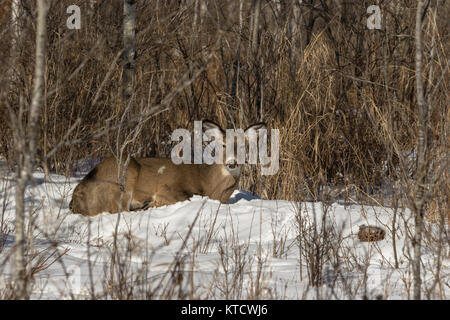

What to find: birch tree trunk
left=251, top=0, right=261, bottom=56
left=4, top=0, right=22, bottom=161
left=6, top=0, right=22, bottom=98
left=230, top=0, right=243, bottom=111
left=122, top=0, right=136, bottom=103
left=413, top=0, right=429, bottom=300
left=250, top=0, right=262, bottom=121
left=192, top=0, right=199, bottom=34
left=13, top=0, right=49, bottom=299
left=10, top=0, right=21, bottom=70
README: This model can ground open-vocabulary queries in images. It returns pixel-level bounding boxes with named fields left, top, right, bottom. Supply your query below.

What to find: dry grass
left=0, top=0, right=448, bottom=300
left=0, top=1, right=447, bottom=208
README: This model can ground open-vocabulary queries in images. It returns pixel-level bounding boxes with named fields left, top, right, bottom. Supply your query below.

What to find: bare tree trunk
left=3, top=0, right=22, bottom=162
left=12, top=0, right=49, bottom=300
left=251, top=0, right=261, bottom=56
left=289, top=0, right=302, bottom=66
left=123, top=0, right=136, bottom=103
left=10, top=0, right=21, bottom=75
left=231, top=0, right=243, bottom=119
left=413, top=0, right=428, bottom=300
left=250, top=0, right=262, bottom=121
left=192, top=0, right=199, bottom=34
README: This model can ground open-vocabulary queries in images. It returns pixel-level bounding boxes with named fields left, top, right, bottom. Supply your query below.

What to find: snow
left=0, top=171, right=448, bottom=299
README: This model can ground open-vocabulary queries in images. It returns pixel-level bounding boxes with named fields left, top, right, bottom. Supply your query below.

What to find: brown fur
left=70, top=121, right=266, bottom=216
left=69, top=157, right=238, bottom=216
left=69, top=157, right=143, bottom=216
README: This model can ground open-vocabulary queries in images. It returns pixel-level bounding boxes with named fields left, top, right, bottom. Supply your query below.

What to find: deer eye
left=227, top=163, right=237, bottom=169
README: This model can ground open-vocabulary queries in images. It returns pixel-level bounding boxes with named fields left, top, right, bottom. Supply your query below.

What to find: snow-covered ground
left=0, top=171, right=448, bottom=299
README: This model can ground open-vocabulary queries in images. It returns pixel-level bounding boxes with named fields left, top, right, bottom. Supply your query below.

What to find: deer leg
left=150, top=185, right=191, bottom=207
left=129, top=199, right=150, bottom=211
left=131, top=184, right=192, bottom=209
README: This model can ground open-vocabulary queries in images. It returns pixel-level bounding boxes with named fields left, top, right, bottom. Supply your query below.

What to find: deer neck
left=199, top=163, right=240, bottom=202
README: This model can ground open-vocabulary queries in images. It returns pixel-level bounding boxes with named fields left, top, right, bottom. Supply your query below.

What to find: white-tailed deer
left=69, top=120, right=266, bottom=216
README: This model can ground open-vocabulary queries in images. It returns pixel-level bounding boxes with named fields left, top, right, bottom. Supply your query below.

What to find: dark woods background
left=0, top=0, right=448, bottom=216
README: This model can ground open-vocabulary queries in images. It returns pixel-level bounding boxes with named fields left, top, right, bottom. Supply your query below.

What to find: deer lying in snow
left=69, top=120, right=266, bottom=216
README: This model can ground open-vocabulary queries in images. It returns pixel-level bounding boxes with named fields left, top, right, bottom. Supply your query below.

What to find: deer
left=69, top=120, right=266, bottom=216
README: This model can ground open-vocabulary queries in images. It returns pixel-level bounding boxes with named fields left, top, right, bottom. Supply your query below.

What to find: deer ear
left=244, top=122, right=267, bottom=133
left=202, top=120, right=224, bottom=137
